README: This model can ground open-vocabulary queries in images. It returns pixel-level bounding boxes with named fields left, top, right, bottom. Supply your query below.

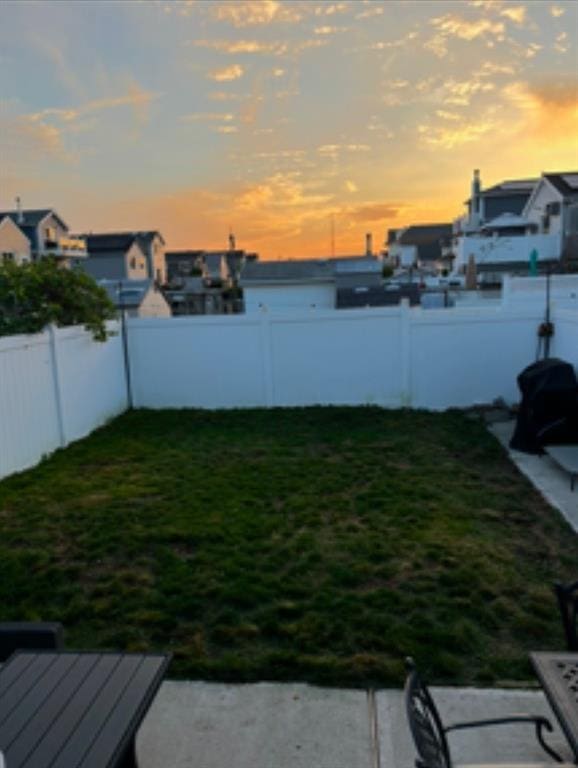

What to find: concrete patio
left=489, top=420, right=578, bottom=533
left=137, top=680, right=575, bottom=767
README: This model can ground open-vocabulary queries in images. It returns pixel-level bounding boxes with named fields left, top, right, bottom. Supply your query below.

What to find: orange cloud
left=210, top=0, right=303, bottom=27
left=191, top=39, right=288, bottom=55
left=347, top=202, right=404, bottom=222
left=504, top=76, right=578, bottom=138
left=430, top=14, right=505, bottom=39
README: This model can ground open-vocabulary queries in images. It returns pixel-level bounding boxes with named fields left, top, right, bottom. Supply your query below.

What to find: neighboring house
left=78, top=231, right=166, bottom=283
left=165, top=250, right=204, bottom=282
left=202, top=252, right=230, bottom=288
left=523, top=172, right=578, bottom=266
left=0, top=215, right=31, bottom=265
left=388, top=224, right=453, bottom=272
left=0, top=206, right=87, bottom=265
left=460, top=170, right=537, bottom=232
left=240, top=259, right=336, bottom=312
left=81, top=234, right=149, bottom=281
left=451, top=171, right=578, bottom=281
left=133, top=231, right=167, bottom=285
left=332, top=255, right=390, bottom=309
left=164, top=277, right=226, bottom=315
left=99, top=279, right=171, bottom=318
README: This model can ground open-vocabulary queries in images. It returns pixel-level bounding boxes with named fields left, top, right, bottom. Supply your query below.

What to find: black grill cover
left=510, top=358, right=578, bottom=453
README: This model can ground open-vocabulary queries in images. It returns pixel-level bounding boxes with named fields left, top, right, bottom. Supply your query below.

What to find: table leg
left=120, top=737, right=138, bottom=768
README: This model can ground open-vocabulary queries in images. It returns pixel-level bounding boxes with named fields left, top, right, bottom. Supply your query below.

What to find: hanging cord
left=536, top=267, right=554, bottom=361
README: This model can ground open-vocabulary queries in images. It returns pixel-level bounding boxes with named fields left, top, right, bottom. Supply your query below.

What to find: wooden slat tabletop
left=0, top=651, right=170, bottom=768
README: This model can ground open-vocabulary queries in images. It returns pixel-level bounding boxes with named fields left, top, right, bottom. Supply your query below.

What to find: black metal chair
left=0, top=621, right=63, bottom=662
left=554, top=581, right=578, bottom=652
left=404, top=658, right=569, bottom=767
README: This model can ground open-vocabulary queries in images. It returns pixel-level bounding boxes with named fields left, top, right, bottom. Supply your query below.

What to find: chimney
left=229, top=231, right=236, bottom=251
left=365, top=232, right=373, bottom=257
left=16, top=196, right=23, bottom=225
left=471, top=169, right=481, bottom=213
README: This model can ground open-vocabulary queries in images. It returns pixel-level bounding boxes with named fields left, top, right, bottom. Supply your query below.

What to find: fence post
left=400, top=299, right=412, bottom=407
left=48, top=324, right=67, bottom=447
left=260, top=309, right=275, bottom=407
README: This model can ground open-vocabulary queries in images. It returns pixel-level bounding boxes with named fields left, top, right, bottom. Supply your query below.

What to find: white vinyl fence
left=127, top=304, right=577, bottom=411
left=0, top=323, right=127, bottom=479
left=1, top=307, right=577, bottom=480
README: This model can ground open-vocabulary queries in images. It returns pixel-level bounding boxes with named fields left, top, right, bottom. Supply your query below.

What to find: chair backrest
left=554, top=581, right=578, bottom=651
left=404, top=659, right=452, bottom=768
left=0, top=622, right=63, bottom=662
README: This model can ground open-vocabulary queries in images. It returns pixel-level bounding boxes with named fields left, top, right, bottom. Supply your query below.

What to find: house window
left=2, top=252, right=14, bottom=262
left=130, top=257, right=136, bottom=269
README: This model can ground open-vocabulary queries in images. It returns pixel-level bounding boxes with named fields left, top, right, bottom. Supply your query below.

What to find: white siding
left=0, top=218, right=31, bottom=264
left=244, top=283, right=335, bottom=312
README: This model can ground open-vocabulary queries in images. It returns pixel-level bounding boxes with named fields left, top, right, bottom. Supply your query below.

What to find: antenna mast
left=330, top=214, right=335, bottom=258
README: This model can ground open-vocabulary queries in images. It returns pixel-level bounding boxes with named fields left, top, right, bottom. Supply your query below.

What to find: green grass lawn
left=1, top=407, right=576, bottom=688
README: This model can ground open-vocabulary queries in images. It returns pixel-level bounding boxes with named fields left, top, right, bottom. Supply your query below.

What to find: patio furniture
left=0, top=649, right=171, bottom=768
left=0, top=622, right=63, bottom=662
left=546, top=447, right=578, bottom=491
left=555, top=582, right=578, bottom=651
left=404, top=657, right=569, bottom=767
left=531, top=653, right=578, bottom=763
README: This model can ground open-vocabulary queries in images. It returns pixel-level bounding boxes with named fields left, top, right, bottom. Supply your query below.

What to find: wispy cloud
left=430, top=14, right=505, bottom=41
left=356, top=6, right=384, bottom=20
left=418, top=116, right=498, bottom=149
left=346, top=201, right=404, bottom=222
left=209, top=0, right=303, bottom=27
left=500, top=5, right=527, bottom=25
left=190, top=39, right=288, bottom=55
left=314, top=25, right=348, bottom=35
left=181, top=112, right=235, bottom=122
left=208, top=64, right=245, bottom=82
left=314, top=2, right=348, bottom=16
left=24, top=82, right=159, bottom=130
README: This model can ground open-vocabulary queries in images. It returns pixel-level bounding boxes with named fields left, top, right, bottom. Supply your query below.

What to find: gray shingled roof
left=543, top=172, right=578, bottom=198
left=80, top=232, right=162, bottom=254
left=83, top=234, right=138, bottom=253
left=0, top=209, right=67, bottom=229
left=480, top=179, right=537, bottom=197
left=240, top=259, right=334, bottom=285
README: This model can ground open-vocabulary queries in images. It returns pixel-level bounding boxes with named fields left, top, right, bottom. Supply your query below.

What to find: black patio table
left=0, top=650, right=171, bottom=768
left=531, top=652, right=578, bottom=764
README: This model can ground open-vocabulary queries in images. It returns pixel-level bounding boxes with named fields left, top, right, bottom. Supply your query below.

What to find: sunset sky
left=1, top=0, right=577, bottom=259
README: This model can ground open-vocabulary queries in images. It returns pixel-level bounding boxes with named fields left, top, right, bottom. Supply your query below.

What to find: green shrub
left=0, top=258, right=116, bottom=341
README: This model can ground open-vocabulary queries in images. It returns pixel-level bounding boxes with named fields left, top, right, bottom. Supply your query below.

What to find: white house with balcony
left=0, top=206, right=87, bottom=266
left=451, top=170, right=578, bottom=283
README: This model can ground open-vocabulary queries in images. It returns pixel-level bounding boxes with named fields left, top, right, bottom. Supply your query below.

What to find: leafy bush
left=0, top=258, right=117, bottom=341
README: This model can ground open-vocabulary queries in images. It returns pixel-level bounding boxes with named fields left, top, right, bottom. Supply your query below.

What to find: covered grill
left=510, top=358, right=578, bottom=453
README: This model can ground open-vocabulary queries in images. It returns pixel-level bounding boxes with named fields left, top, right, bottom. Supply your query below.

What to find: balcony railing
left=42, top=237, right=88, bottom=258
